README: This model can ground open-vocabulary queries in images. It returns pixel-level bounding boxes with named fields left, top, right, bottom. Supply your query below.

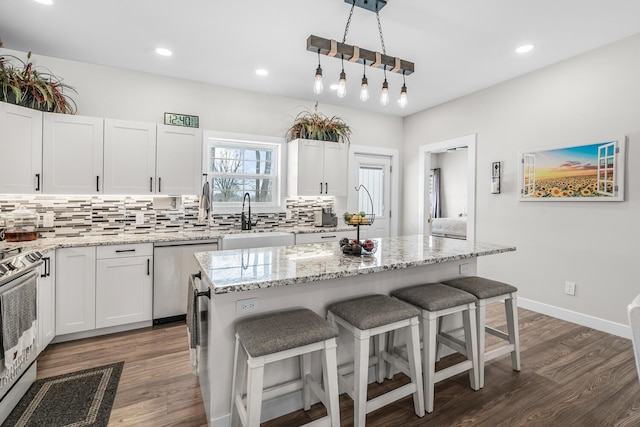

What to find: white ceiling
left=2, top=0, right=640, bottom=117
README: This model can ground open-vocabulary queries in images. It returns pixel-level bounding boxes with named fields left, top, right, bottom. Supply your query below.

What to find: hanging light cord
left=376, top=10, right=387, bottom=55
left=342, top=2, right=356, bottom=43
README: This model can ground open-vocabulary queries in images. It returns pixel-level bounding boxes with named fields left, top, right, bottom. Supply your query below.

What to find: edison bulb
left=337, top=71, right=347, bottom=98
left=314, top=74, right=323, bottom=94
left=360, top=76, right=369, bottom=102
left=398, top=84, right=408, bottom=108
left=380, top=81, right=389, bottom=106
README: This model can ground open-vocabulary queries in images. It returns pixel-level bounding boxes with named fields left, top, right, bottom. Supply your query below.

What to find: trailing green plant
left=287, top=103, right=351, bottom=144
left=0, top=43, right=77, bottom=114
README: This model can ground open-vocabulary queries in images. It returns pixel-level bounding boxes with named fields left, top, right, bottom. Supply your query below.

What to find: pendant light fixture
left=360, top=61, right=369, bottom=102
left=307, top=0, right=414, bottom=106
left=313, top=50, right=323, bottom=94
left=337, top=56, right=347, bottom=98
left=380, top=67, right=389, bottom=106
left=398, top=71, right=408, bottom=108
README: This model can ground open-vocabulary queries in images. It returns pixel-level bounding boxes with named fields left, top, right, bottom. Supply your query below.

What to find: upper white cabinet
left=0, top=102, right=43, bottom=194
left=287, top=139, right=348, bottom=197
left=43, top=113, right=104, bottom=194
left=156, top=125, right=203, bottom=195
left=103, top=119, right=157, bottom=194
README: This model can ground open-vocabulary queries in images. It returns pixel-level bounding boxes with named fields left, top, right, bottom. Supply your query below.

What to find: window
left=358, top=166, right=384, bottom=216
left=204, top=132, right=284, bottom=209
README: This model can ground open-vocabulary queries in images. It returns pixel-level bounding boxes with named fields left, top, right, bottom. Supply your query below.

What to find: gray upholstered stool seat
left=230, top=308, right=341, bottom=427
left=236, top=308, right=339, bottom=357
left=327, top=294, right=425, bottom=427
left=390, top=283, right=480, bottom=413
left=442, top=276, right=520, bottom=388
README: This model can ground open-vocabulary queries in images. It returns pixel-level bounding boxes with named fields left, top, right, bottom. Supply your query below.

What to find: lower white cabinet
left=56, top=244, right=153, bottom=336
left=37, top=251, right=56, bottom=354
left=56, top=247, right=96, bottom=335
left=295, top=230, right=356, bottom=245
left=96, top=245, right=153, bottom=328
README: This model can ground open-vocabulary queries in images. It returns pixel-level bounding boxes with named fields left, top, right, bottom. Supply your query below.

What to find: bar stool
left=327, top=294, right=425, bottom=427
left=442, top=276, right=520, bottom=388
left=391, top=283, right=479, bottom=413
left=230, top=308, right=341, bottom=427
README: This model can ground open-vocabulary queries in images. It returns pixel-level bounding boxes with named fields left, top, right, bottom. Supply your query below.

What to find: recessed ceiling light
left=155, top=47, right=172, bottom=57
left=329, top=84, right=339, bottom=90
left=515, top=44, right=534, bottom=54
left=255, top=69, right=269, bottom=76
left=34, top=0, right=53, bottom=5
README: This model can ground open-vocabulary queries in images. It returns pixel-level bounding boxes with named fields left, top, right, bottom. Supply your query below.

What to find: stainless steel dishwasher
left=153, top=239, right=218, bottom=324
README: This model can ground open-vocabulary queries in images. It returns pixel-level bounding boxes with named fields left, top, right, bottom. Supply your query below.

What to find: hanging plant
left=287, top=102, right=351, bottom=144
left=0, top=43, right=77, bottom=114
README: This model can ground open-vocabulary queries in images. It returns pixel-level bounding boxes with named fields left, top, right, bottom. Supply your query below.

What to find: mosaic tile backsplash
left=0, top=195, right=335, bottom=238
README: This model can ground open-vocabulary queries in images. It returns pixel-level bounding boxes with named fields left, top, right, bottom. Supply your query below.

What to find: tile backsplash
left=0, top=195, right=336, bottom=238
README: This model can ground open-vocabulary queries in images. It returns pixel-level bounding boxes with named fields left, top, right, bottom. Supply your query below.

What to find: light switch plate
left=136, top=212, right=145, bottom=225
left=459, top=263, right=470, bottom=275
left=42, top=212, right=54, bottom=228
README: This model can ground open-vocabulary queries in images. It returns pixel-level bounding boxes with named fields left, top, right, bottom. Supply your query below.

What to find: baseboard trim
left=518, top=297, right=631, bottom=339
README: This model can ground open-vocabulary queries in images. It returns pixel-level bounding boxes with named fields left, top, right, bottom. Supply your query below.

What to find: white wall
left=435, top=149, right=468, bottom=217
left=402, top=33, right=640, bottom=329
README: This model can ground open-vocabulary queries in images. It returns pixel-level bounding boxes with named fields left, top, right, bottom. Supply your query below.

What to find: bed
left=431, top=217, right=467, bottom=239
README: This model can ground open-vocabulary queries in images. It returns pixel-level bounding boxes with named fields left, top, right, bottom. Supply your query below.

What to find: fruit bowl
left=343, top=211, right=375, bottom=226
left=339, top=238, right=377, bottom=256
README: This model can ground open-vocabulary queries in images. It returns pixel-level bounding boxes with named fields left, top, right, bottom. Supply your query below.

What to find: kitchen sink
left=221, top=232, right=294, bottom=250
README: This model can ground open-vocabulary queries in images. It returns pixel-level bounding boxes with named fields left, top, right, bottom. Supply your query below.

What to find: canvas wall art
left=519, top=137, right=626, bottom=201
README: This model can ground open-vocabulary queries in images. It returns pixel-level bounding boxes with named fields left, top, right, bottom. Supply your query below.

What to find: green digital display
left=164, top=112, right=199, bottom=128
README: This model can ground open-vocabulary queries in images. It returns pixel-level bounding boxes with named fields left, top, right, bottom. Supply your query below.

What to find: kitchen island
left=194, top=235, right=515, bottom=427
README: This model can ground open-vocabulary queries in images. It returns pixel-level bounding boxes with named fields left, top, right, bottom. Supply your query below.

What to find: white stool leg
left=423, top=311, right=437, bottom=413
left=375, top=334, right=385, bottom=383
left=476, top=299, right=487, bottom=389
left=385, top=330, right=396, bottom=380
left=230, top=334, right=242, bottom=427
left=353, top=330, right=370, bottom=427
left=505, top=294, right=521, bottom=372
left=300, top=353, right=312, bottom=411
left=322, top=339, right=341, bottom=427
left=464, top=304, right=480, bottom=391
left=406, top=317, right=425, bottom=417
left=245, top=357, right=265, bottom=427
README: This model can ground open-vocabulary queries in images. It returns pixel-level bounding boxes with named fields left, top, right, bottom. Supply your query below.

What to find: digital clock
left=164, top=112, right=199, bottom=128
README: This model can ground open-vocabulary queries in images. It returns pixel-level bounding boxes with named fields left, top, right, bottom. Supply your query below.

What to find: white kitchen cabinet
left=156, top=124, right=202, bottom=195
left=96, top=244, right=153, bottom=328
left=287, top=139, right=348, bottom=197
left=43, top=113, right=104, bottom=194
left=56, top=247, right=96, bottom=335
left=37, top=251, right=56, bottom=354
left=0, top=102, right=43, bottom=194
left=295, top=230, right=356, bottom=245
left=103, top=119, right=157, bottom=195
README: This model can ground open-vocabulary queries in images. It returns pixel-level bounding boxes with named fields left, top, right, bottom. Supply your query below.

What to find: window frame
left=203, top=131, right=286, bottom=213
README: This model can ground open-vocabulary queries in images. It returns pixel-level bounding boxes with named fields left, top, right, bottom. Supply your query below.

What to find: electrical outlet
left=136, top=212, right=145, bottom=225
left=42, top=212, right=54, bottom=228
left=285, top=209, right=292, bottom=220
left=459, top=263, right=470, bottom=275
left=564, top=281, right=576, bottom=296
left=236, top=298, right=259, bottom=315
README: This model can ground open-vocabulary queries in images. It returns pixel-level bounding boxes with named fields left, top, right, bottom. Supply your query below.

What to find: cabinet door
left=43, top=113, right=104, bottom=194
left=156, top=124, right=202, bottom=195
left=96, top=256, right=152, bottom=328
left=104, top=119, right=156, bottom=195
left=56, top=247, right=96, bottom=335
left=322, top=141, right=348, bottom=197
left=0, top=103, right=43, bottom=194
left=37, top=251, right=56, bottom=354
left=296, top=139, right=325, bottom=196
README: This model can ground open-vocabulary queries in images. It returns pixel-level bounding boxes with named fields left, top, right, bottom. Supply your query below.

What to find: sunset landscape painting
left=520, top=138, right=625, bottom=201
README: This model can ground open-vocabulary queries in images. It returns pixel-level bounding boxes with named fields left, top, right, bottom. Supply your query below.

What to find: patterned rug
left=3, top=361, right=124, bottom=427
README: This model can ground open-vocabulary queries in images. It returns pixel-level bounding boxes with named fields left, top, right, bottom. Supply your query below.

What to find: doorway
left=418, top=134, right=476, bottom=242
left=348, top=146, right=399, bottom=238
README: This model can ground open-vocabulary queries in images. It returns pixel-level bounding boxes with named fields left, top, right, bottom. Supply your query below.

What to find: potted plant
left=0, top=43, right=77, bottom=114
left=287, top=103, right=351, bottom=144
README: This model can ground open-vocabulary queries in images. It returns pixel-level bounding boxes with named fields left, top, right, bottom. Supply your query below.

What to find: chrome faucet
left=241, top=192, right=257, bottom=230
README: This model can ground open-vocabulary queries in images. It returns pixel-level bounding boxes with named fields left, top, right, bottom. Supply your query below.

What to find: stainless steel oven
left=0, top=249, right=44, bottom=423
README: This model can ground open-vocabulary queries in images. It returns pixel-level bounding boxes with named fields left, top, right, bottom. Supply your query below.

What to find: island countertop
left=195, top=235, right=516, bottom=294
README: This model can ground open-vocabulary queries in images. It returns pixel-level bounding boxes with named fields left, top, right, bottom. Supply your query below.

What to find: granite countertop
left=0, top=226, right=355, bottom=254
left=195, top=235, right=516, bottom=294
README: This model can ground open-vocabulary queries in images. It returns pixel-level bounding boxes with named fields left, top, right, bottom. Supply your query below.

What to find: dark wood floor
left=38, top=305, right=640, bottom=426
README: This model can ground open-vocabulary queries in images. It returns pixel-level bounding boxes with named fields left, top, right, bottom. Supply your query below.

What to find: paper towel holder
left=491, top=162, right=501, bottom=194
